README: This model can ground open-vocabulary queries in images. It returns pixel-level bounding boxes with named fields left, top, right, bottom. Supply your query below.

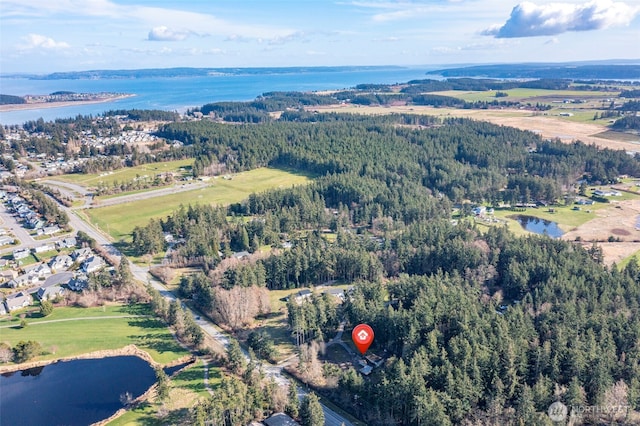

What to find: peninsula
left=0, top=91, right=134, bottom=112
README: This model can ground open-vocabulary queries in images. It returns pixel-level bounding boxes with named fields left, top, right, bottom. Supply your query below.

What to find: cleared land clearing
left=56, top=159, right=194, bottom=187
left=308, top=104, right=640, bottom=152
left=561, top=196, right=640, bottom=264
left=0, top=304, right=188, bottom=364
left=85, top=167, right=313, bottom=241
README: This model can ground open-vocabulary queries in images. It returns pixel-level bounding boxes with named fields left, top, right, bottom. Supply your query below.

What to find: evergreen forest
left=129, top=108, right=640, bottom=425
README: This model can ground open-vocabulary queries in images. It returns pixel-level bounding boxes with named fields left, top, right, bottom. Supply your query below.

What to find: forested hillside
left=134, top=110, right=640, bottom=424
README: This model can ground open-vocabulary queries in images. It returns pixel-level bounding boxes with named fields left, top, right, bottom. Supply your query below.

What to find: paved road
left=51, top=195, right=356, bottom=426
left=40, top=179, right=208, bottom=210
left=0, top=204, right=34, bottom=247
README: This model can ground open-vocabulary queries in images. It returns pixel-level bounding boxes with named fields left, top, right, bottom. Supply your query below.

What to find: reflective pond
left=0, top=356, right=156, bottom=426
left=514, top=215, right=564, bottom=238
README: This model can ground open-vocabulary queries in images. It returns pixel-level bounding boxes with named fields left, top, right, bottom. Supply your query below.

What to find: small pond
left=513, top=215, right=564, bottom=238
left=0, top=356, right=156, bottom=426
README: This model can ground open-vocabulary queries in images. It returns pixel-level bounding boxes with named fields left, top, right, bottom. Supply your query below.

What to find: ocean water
left=0, top=67, right=436, bottom=125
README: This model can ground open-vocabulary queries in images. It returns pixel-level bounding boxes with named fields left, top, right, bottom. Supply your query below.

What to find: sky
left=1, top=0, right=639, bottom=73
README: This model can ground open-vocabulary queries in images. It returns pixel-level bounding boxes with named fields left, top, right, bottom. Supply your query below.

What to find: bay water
left=0, top=67, right=436, bottom=125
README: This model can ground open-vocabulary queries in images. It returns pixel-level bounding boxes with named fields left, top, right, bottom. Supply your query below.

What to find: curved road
left=53, top=195, right=355, bottom=426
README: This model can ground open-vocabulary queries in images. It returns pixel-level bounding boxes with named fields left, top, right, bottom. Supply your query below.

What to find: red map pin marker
left=352, top=324, right=374, bottom=355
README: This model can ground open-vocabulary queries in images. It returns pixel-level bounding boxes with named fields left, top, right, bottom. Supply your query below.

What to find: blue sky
left=1, top=0, right=639, bottom=73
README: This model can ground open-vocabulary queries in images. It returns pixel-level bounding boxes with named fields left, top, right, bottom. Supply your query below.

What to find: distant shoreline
left=0, top=94, right=135, bottom=113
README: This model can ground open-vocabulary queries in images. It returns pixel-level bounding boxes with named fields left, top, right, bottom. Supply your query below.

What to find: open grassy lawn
left=474, top=186, right=640, bottom=239
left=85, top=167, right=313, bottom=241
left=0, top=304, right=189, bottom=364
left=55, top=159, right=194, bottom=187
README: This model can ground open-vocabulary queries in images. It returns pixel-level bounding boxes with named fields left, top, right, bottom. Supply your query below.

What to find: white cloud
left=20, top=33, right=70, bottom=50
left=148, top=26, right=189, bottom=41
left=483, top=0, right=639, bottom=38
left=2, top=0, right=296, bottom=41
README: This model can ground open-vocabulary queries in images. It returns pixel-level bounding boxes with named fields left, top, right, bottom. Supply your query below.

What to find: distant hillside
left=428, top=63, right=640, bottom=80
left=0, top=94, right=26, bottom=105
left=25, top=66, right=403, bottom=80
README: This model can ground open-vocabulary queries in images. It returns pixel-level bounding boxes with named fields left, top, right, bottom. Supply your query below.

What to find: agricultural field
left=83, top=167, right=313, bottom=241
left=316, top=104, right=640, bottom=152
left=430, top=87, right=620, bottom=104
left=55, top=159, right=194, bottom=187
left=0, top=304, right=189, bottom=364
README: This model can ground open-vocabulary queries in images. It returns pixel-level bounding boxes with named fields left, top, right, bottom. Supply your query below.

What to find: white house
left=12, top=248, right=30, bottom=260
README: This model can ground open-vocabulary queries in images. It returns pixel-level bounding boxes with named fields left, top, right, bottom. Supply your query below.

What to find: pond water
left=0, top=356, right=156, bottom=426
left=514, top=215, right=564, bottom=238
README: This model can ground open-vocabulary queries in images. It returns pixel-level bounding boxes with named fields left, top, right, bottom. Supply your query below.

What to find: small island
left=0, top=91, right=134, bottom=112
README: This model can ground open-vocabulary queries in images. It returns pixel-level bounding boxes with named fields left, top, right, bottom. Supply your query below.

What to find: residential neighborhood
left=0, top=188, right=108, bottom=314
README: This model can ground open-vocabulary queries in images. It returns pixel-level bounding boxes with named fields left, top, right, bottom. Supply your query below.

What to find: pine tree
left=300, top=392, right=324, bottom=426
left=227, top=338, right=247, bottom=374
left=285, top=378, right=300, bottom=419
left=155, top=367, right=170, bottom=403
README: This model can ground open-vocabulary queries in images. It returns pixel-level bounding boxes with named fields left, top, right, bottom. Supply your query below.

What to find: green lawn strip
left=85, top=167, right=313, bottom=241
left=0, top=304, right=188, bottom=364
left=0, top=304, right=142, bottom=325
left=54, top=159, right=194, bottom=187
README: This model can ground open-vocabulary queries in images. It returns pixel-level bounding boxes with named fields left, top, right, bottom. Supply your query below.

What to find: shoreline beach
left=0, top=94, right=135, bottom=113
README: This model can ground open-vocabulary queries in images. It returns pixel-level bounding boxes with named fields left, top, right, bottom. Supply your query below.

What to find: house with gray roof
left=263, top=413, right=300, bottom=426
left=57, top=237, right=77, bottom=249
left=67, top=275, right=89, bottom=292
left=5, top=292, right=32, bottom=311
left=42, top=225, right=61, bottom=236
left=24, top=263, right=52, bottom=278
left=49, top=255, right=74, bottom=272
left=72, top=247, right=93, bottom=263
left=36, top=285, right=65, bottom=301
left=82, top=256, right=105, bottom=274
left=7, top=273, right=38, bottom=288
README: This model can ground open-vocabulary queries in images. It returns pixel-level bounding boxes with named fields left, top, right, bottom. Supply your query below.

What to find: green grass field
left=55, top=159, right=194, bottom=187
left=85, top=167, right=313, bottom=241
left=433, top=88, right=620, bottom=103
left=0, top=304, right=189, bottom=364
